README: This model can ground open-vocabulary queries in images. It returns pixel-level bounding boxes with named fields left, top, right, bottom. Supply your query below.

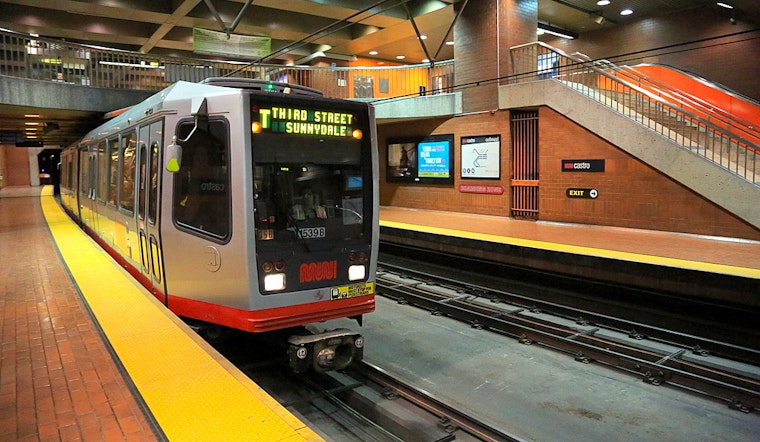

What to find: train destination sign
left=566, top=188, right=599, bottom=199
left=562, top=159, right=605, bottom=172
left=256, top=106, right=355, bottom=137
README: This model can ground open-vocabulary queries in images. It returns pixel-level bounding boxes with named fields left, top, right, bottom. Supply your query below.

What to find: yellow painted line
left=380, top=219, right=760, bottom=280
left=42, top=196, right=323, bottom=442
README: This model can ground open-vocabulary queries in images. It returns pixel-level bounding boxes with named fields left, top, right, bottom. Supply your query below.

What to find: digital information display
left=418, top=140, right=451, bottom=178
left=461, top=135, right=500, bottom=179
left=255, top=106, right=356, bottom=137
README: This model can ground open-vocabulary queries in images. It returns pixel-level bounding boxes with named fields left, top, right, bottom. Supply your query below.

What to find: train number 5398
left=299, top=227, right=326, bottom=238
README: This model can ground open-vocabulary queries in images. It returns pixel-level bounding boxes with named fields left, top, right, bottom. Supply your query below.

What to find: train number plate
left=299, top=227, right=325, bottom=239
left=331, top=282, right=375, bottom=300
left=257, top=228, right=274, bottom=240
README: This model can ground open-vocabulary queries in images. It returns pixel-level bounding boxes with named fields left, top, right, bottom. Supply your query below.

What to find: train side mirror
left=166, top=137, right=182, bottom=173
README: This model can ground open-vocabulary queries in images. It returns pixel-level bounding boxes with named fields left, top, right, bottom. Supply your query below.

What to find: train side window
left=137, top=141, right=148, bottom=220
left=79, top=149, right=88, bottom=196
left=148, top=139, right=160, bottom=224
left=119, top=131, right=137, bottom=213
left=96, top=142, right=107, bottom=202
left=173, top=119, right=230, bottom=241
left=107, top=137, right=119, bottom=205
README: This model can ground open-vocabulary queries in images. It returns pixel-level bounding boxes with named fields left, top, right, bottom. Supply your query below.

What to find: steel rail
left=351, top=361, right=529, bottom=442
left=377, top=258, right=760, bottom=367
left=376, top=267, right=760, bottom=413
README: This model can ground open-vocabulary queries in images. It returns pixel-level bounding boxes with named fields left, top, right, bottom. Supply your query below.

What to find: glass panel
left=96, top=142, right=107, bottom=202
left=107, top=137, right=118, bottom=205
left=119, top=132, right=137, bottom=212
left=138, top=142, right=148, bottom=220
left=148, top=139, right=160, bottom=224
left=173, top=120, right=230, bottom=240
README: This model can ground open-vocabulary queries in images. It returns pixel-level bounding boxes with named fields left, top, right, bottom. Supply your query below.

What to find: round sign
left=589, top=189, right=598, bottom=199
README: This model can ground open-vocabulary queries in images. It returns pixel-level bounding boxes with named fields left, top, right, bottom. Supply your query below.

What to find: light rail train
left=59, top=78, right=378, bottom=372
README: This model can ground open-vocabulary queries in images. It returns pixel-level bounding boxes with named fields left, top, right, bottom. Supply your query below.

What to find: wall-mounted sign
left=562, top=159, right=605, bottom=172
left=566, top=188, right=598, bottom=199
left=461, top=135, right=500, bottom=179
left=459, top=184, right=504, bottom=195
left=193, top=28, right=271, bottom=58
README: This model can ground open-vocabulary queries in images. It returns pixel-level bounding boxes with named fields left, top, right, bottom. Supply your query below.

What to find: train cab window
left=119, top=132, right=137, bottom=213
left=252, top=133, right=367, bottom=247
left=173, top=119, right=230, bottom=241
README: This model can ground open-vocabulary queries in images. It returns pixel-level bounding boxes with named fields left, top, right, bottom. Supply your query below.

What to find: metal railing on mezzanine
left=508, top=41, right=760, bottom=186
left=0, top=28, right=454, bottom=101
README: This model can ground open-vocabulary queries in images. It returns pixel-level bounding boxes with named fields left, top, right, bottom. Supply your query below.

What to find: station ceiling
left=1, top=0, right=758, bottom=146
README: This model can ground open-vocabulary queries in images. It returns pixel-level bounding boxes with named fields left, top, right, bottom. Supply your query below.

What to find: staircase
left=503, top=42, right=760, bottom=230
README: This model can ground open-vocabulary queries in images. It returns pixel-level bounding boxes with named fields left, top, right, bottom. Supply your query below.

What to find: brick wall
left=455, top=0, right=537, bottom=112
left=538, top=107, right=760, bottom=240
left=0, top=146, right=31, bottom=187
left=546, top=5, right=760, bottom=101
left=379, top=113, right=512, bottom=216
left=377, top=108, right=760, bottom=240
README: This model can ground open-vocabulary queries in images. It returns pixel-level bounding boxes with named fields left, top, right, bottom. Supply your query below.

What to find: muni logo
left=300, top=261, right=338, bottom=283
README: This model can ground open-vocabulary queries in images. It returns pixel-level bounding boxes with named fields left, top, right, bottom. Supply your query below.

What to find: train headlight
left=348, top=264, right=366, bottom=281
left=264, top=273, right=286, bottom=291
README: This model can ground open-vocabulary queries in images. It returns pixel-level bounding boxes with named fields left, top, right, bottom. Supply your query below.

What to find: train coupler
left=287, top=328, right=364, bottom=373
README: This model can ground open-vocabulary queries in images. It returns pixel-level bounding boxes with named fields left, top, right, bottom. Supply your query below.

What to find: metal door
left=136, top=121, right=166, bottom=303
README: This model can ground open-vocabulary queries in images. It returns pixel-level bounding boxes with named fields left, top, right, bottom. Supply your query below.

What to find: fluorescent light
left=717, top=2, right=734, bottom=9
left=620, top=8, right=633, bottom=16
left=537, top=23, right=577, bottom=39
left=597, top=0, right=610, bottom=5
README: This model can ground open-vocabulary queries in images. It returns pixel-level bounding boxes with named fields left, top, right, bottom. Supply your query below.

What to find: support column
left=454, top=0, right=537, bottom=113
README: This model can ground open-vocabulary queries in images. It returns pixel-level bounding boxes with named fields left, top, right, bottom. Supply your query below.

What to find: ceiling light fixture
left=369, top=50, right=378, bottom=55
left=597, top=0, right=610, bottom=5
left=620, top=9, right=633, bottom=16
left=396, top=55, right=405, bottom=60
left=537, top=23, right=578, bottom=39
left=717, top=2, right=734, bottom=9
left=445, top=41, right=454, bottom=46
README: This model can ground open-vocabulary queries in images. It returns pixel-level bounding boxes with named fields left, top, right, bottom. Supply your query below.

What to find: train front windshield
left=250, top=100, right=372, bottom=251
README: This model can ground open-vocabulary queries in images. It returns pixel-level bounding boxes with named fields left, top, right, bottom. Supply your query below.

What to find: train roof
left=76, top=80, right=234, bottom=146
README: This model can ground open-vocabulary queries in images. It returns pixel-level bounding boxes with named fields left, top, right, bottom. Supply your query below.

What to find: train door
left=136, top=121, right=166, bottom=303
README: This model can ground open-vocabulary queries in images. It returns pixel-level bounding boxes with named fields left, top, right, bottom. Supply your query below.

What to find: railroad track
left=376, top=260, right=760, bottom=414
left=234, top=355, right=521, bottom=441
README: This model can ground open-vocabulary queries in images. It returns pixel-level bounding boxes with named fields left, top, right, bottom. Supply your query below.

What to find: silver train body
left=59, top=78, right=378, bottom=372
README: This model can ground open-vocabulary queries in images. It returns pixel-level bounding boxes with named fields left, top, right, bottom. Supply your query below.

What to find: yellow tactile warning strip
left=380, top=219, right=760, bottom=280
left=41, top=195, right=323, bottom=442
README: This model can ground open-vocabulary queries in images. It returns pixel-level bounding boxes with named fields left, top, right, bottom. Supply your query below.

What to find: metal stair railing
left=0, top=28, right=454, bottom=101
left=508, top=42, right=760, bottom=186
left=611, top=63, right=760, bottom=148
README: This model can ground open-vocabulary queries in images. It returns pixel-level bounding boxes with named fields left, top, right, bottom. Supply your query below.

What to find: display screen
left=386, top=134, right=454, bottom=184
left=252, top=105, right=359, bottom=138
left=418, top=140, right=451, bottom=178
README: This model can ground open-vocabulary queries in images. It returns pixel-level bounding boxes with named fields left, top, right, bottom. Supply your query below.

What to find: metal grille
left=510, top=111, right=539, bottom=218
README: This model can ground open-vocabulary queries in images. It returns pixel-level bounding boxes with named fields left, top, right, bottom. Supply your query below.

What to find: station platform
left=379, top=206, right=760, bottom=306
left=0, top=186, right=322, bottom=441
